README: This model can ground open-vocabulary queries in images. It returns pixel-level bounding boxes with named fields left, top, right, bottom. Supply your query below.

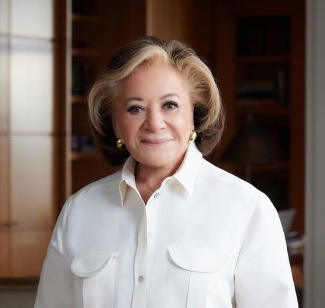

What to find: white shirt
left=35, top=143, right=298, bottom=308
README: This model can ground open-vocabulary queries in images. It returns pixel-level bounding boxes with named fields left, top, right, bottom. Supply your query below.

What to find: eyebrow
left=124, top=97, right=143, bottom=105
left=161, top=93, right=181, bottom=100
left=123, top=93, right=181, bottom=105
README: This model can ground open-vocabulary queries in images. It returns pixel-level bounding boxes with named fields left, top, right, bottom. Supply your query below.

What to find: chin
left=137, top=151, right=185, bottom=169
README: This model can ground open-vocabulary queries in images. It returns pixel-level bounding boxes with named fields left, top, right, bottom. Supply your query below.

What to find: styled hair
left=88, top=36, right=225, bottom=166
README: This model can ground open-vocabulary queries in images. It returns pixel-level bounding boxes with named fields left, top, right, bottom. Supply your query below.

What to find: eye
left=163, top=101, right=179, bottom=110
left=127, top=105, right=144, bottom=115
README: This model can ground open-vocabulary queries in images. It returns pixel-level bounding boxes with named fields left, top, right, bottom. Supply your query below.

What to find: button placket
left=132, top=213, right=147, bottom=307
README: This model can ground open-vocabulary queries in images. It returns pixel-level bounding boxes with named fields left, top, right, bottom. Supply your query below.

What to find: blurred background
left=0, top=0, right=324, bottom=307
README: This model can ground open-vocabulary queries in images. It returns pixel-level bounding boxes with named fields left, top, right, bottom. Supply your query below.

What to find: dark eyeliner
left=127, top=105, right=143, bottom=114
left=164, top=101, right=179, bottom=108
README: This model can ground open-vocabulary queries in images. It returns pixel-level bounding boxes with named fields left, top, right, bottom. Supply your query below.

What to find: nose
left=144, top=109, right=166, bottom=132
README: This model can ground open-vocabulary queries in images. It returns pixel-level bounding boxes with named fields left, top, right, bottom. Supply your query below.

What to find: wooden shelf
left=237, top=106, right=290, bottom=117
left=237, top=55, right=290, bottom=63
left=71, top=150, right=98, bottom=161
left=214, top=3, right=305, bottom=232
left=72, top=14, right=98, bottom=23
left=72, top=95, right=88, bottom=104
left=248, top=161, right=290, bottom=173
left=72, top=49, right=99, bottom=57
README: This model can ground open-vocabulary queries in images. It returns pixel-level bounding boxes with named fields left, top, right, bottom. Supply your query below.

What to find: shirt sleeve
left=34, top=201, right=76, bottom=308
left=234, top=193, right=299, bottom=307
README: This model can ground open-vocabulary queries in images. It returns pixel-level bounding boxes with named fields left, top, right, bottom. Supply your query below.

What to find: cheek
left=172, top=117, right=193, bottom=139
left=181, top=108, right=194, bottom=128
left=118, top=118, right=139, bottom=139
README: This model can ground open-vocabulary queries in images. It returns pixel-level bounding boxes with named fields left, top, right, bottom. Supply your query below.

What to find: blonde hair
left=88, top=36, right=225, bottom=166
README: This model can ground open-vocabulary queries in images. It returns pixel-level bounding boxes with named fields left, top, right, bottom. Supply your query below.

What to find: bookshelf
left=233, top=16, right=292, bottom=209
left=66, top=0, right=120, bottom=195
left=213, top=0, right=305, bottom=235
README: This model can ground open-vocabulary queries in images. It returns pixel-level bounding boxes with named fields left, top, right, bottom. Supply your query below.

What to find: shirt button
left=154, top=193, right=160, bottom=199
left=147, top=232, right=152, bottom=239
left=138, top=276, right=144, bottom=282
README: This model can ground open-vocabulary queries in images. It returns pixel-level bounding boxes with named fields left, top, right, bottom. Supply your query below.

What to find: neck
left=136, top=162, right=181, bottom=187
left=135, top=164, right=163, bottom=191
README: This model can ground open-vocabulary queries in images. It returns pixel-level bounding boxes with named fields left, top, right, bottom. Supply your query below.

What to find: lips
left=141, top=139, right=170, bottom=145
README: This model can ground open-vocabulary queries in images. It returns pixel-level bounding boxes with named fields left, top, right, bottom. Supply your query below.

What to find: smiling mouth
left=141, top=139, right=170, bottom=145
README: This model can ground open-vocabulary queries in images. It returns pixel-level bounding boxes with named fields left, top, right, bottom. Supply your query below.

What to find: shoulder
left=67, top=169, right=122, bottom=206
left=195, top=159, right=274, bottom=215
left=198, top=159, right=260, bottom=196
left=50, top=169, right=124, bottom=257
left=194, top=160, right=282, bottom=239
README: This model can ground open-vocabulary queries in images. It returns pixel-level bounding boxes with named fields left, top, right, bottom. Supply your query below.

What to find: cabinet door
left=0, top=137, right=8, bottom=276
left=11, top=0, right=53, bottom=39
left=10, top=230, right=52, bottom=277
left=0, top=0, right=56, bottom=278
left=10, top=38, right=54, bottom=133
left=0, top=232, right=9, bottom=277
left=0, top=37, right=9, bottom=132
left=0, top=137, right=9, bottom=277
left=0, top=137, right=9, bottom=228
left=11, top=136, right=56, bottom=229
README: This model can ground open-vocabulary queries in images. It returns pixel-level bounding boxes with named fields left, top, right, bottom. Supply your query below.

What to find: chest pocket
left=166, top=246, right=228, bottom=308
left=71, top=253, right=118, bottom=308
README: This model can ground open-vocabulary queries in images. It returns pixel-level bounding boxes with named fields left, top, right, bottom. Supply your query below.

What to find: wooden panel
left=147, top=0, right=191, bottom=38
left=11, top=0, right=53, bottom=39
left=147, top=0, right=212, bottom=56
left=11, top=136, right=56, bottom=229
left=10, top=229, right=52, bottom=277
left=0, top=137, right=9, bottom=227
left=99, top=0, right=146, bottom=59
left=71, top=155, right=119, bottom=194
left=211, top=0, right=305, bottom=235
left=0, top=0, right=58, bottom=278
left=0, top=232, right=9, bottom=277
left=10, top=38, right=54, bottom=133
left=209, top=0, right=237, bottom=162
left=0, top=37, right=9, bottom=132
left=289, top=0, right=305, bottom=234
left=230, top=0, right=295, bottom=15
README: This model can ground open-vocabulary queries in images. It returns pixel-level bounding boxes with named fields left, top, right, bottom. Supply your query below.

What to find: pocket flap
left=71, top=253, right=118, bottom=278
left=168, top=246, right=228, bottom=273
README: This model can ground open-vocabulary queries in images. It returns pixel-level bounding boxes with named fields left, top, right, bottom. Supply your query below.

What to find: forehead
left=120, top=65, right=190, bottom=95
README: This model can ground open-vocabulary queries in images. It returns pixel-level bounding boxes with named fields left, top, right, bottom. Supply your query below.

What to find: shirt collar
left=119, top=142, right=203, bottom=205
left=119, top=156, right=136, bottom=206
left=173, top=142, right=203, bottom=198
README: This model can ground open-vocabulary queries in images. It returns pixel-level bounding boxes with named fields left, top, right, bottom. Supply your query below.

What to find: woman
left=35, top=36, right=298, bottom=307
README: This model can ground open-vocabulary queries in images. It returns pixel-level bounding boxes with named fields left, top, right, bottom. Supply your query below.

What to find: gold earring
left=116, top=138, right=124, bottom=148
left=188, top=130, right=197, bottom=143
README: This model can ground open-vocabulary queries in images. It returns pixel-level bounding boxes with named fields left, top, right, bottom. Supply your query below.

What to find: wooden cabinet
left=69, top=2, right=110, bottom=194
left=0, top=0, right=56, bottom=278
left=65, top=0, right=124, bottom=195
left=212, top=0, right=305, bottom=235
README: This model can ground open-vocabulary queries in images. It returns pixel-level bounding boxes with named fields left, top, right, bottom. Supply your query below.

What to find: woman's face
left=112, top=65, right=194, bottom=171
